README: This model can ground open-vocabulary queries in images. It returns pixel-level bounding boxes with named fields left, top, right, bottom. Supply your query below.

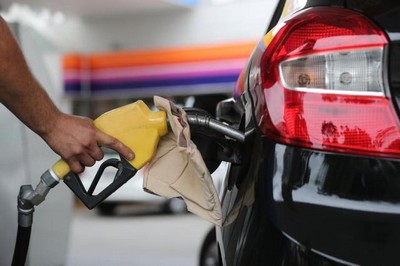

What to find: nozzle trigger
left=63, top=158, right=137, bottom=209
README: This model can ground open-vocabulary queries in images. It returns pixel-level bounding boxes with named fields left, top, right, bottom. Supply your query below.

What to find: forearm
left=0, top=17, right=134, bottom=173
left=0, top=17, right=61, bottom=137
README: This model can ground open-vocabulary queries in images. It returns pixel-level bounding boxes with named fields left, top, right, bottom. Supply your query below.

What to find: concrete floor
left=66, top=205, right=213, bottom=266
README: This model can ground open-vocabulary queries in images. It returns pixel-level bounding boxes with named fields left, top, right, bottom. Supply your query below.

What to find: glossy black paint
left=219, top=136, right=400, bottom=265
left=274, top=145, right=400, bottom=265
left=216, top=1, right=400, bottom=265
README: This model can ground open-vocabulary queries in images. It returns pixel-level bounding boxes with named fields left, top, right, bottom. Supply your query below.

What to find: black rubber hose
left=11, top=225, right=32, bottom=266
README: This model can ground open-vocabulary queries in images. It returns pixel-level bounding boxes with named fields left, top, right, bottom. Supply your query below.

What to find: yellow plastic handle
left=52, top=159, right=70, bottom=180
left=51, top=100, right=168, bottom=180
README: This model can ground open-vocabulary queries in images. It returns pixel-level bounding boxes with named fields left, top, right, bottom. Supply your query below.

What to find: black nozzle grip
left=63, top=158, right=137, bottom=209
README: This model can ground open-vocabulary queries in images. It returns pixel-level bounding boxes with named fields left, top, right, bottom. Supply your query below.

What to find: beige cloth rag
left=143, top=96, right=222, bottom=226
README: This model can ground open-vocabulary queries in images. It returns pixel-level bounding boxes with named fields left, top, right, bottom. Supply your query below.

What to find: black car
left=198, top=0, right=400, bottom=265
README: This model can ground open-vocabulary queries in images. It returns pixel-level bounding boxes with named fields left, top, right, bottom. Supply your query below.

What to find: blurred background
left=0, top=0, right=277, bottom=265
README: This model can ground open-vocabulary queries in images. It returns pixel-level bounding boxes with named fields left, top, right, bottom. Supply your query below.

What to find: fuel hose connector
left=12, top=170, right=60, bottom=266
left=17, top=169, right=60, bottom=221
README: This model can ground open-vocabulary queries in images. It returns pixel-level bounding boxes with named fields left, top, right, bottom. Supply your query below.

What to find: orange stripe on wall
left=63, top=54, right=83, bottom=69
left=63, top=41, right=257, bottom=70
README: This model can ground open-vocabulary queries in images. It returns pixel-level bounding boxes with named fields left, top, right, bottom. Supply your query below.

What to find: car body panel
left=215, top=0, right=400, bottom=265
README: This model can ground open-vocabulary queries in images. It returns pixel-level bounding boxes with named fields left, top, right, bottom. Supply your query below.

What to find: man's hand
left=43, top=113, right=135, bottom=174
left=0, top=16, right=134, bottom=174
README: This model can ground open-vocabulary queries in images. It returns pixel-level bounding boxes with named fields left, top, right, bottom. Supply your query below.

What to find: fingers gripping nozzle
left=51, top=100, right=168, bottom=180
left=48, top=100, right=167, bottom=209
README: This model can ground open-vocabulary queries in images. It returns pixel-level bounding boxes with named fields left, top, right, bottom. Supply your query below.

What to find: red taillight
left=259, top=7, right=400, bottom=158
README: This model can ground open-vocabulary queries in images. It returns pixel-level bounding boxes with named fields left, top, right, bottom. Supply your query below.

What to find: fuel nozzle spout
left=186, top=114, right=245, bottom=143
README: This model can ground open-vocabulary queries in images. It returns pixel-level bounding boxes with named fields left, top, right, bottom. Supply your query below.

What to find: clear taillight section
left=259, top=7, right=400, bottom=158
left=280, top=48, right=384, bottom=95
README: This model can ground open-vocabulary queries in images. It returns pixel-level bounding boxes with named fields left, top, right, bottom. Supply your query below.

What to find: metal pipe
left=186, top=114, right=245, bottom=143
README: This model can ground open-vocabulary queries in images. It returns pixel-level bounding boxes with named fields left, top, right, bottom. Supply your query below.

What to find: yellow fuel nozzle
left=52, top=100, right=168, bottom=180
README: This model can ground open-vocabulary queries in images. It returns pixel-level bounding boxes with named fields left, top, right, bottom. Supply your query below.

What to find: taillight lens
left=280, top=48, right=384, bottom=94
left=259, top=7, right=400, bottom=158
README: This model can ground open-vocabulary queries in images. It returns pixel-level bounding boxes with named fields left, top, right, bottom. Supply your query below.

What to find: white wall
left=33, top=0, right=278, bottom=53
left=0, top=23, right=73, bottom=266
left=20, top=24, right=74, bottom=266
